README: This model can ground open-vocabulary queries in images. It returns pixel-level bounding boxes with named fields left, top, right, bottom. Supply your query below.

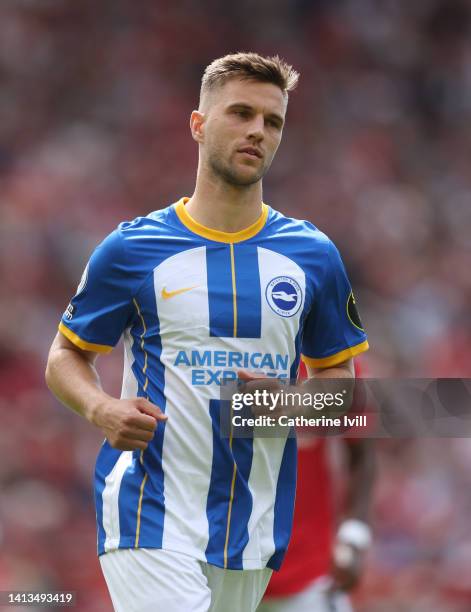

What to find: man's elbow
left=45, top=337, right=69, bottom=392
left=45, top=348, right=59, bottom=392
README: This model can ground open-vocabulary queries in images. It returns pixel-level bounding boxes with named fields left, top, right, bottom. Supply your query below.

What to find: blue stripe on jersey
left=233, top=244, right=261, bottom=339
left=117, top=286, right=167, bottom=550
left=205, top=400, right=234, bottom=565
left=267, top=436, right=297, bottom=570
left=95, top=443, right=121, bottom=555
left=225, top=434, right=254, bottom=568
left=117, top=452, right=146, bottom=546
left=206, top=245, right=234, bottom=338
left=205, top=400, right=254, bottom=568
left=265, top=244, right=308, bottom=566
left=270, top=287, right=307, bottom=565
left=290, top=289, right=312, bottom=378
left=138, top=420, right=166, bottom=546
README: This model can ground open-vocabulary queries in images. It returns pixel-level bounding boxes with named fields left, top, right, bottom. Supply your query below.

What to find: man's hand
left=330, top=541, right=365, bottom=591
left=45, top=332, right=167, bottom=452
left=92, top=397, right=167, bottom=451
left=237, top=370, right=285, bottom=416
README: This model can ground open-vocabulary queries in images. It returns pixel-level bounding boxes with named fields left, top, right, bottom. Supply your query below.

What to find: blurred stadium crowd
left=1, top=0, right=471, bottom=610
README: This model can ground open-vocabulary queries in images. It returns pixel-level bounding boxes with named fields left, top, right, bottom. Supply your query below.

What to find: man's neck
left=185, top=172, right=264, bottom=233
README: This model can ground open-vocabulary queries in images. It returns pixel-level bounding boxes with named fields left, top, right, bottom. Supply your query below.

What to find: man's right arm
left=45, top=331, right=166, bottom=451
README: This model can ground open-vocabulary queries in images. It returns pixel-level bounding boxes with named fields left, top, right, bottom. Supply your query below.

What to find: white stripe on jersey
left=121, top=329, right=138, bottom=399
left=102, top=451, right=134, bottom=551
left=242, top=248, right=306, bottom=566
left=154, top=247, right=214, bottom=556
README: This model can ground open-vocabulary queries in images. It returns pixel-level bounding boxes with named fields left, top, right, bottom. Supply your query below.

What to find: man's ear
left=190, top=110, right=205, bottom=143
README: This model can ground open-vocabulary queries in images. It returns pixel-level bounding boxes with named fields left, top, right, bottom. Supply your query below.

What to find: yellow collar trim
left=175, top=197, right=269, bottom=243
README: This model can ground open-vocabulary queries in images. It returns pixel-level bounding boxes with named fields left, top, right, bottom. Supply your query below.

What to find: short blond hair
left=200, top=52, right=299, bottom=104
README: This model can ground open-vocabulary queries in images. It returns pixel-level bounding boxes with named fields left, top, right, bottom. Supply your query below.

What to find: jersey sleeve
left=301, top=240, right=369, bottom=368
left=59, top=228, right=135, bottom=353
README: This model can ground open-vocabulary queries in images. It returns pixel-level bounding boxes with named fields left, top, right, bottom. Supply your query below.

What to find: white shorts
left=100, top=548, right=272, bottom=612
left=256, top=576, right=352, bottom=612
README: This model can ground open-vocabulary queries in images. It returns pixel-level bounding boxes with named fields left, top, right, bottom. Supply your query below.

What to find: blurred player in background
left=258, top=362, right=374, bottom=612
left=45, top=52, right=368, bottom=611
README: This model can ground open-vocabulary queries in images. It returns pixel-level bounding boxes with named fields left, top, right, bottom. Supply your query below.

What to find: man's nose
left=246, top=115, right=264, bottom=141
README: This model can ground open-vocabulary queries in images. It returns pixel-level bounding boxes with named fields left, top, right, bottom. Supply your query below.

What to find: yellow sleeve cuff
left=302, top=340, right=369, bottom=369
left=58, top=321, right=113, bottom=354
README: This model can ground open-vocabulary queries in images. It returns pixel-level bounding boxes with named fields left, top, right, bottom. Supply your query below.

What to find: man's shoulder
left=264, top=206, right=333, bottom=249
left=117, top=203, right=179, bottom=241
left=111, top=202, right=195, bottom=257
left=93, top=201, right=193, bottom=276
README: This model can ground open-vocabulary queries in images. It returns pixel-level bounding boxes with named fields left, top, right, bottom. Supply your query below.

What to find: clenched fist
left=92, top=397, right=167, bottom=451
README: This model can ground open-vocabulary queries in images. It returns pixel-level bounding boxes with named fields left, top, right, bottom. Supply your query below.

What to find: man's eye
left=234, top=110, right=249, bottom=118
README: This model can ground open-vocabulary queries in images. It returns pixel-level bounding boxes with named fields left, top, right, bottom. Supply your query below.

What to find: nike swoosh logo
left=161, top=285, right=199, bottom=300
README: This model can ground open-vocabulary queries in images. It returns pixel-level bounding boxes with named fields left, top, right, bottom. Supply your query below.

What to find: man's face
left=195, top=78, right=287, bottom=187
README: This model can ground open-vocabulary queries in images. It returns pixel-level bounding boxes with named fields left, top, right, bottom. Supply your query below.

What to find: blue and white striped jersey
left=59, top=198, right=368, bottom=571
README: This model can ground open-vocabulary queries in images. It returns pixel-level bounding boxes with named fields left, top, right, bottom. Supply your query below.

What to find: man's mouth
left=238, top=146, right=262, bottom=159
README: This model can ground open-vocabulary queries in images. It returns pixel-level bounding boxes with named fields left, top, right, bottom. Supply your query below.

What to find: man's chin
left=225, top=166, right=265, bottom=187
left=209, top=158, right=266, bottom=186
left=231, top=174, right=262, bottom=187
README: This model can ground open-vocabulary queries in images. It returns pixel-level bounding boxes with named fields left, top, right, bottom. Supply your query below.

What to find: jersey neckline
left=174, top=197, right=269, bottom=243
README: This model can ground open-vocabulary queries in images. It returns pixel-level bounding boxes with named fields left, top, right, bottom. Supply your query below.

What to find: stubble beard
left=207, top=149, right=269, bottom=187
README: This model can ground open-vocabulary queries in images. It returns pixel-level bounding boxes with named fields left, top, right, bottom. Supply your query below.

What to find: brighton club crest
left=266, top=276, right=302, bottom=318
